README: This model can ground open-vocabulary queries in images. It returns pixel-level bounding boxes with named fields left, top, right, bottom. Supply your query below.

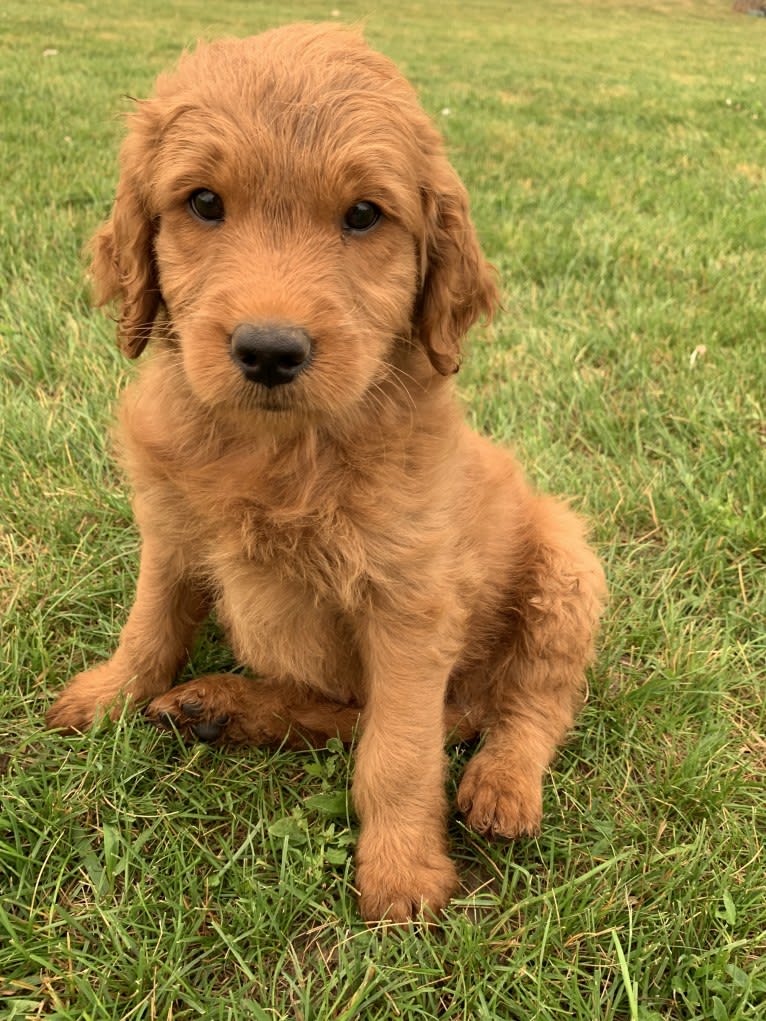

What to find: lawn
left=1, top=0, right=764, bottom=1018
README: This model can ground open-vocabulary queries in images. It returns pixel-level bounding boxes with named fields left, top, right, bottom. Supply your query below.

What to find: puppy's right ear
left=89, top=125, right=160, bottom=359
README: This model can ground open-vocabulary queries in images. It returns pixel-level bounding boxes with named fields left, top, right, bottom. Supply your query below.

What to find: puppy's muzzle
left=230, top=322, right=313, bottom=388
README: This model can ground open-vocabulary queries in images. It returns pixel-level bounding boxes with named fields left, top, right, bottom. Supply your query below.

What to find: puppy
left=47, top=23, right=606, bottom=922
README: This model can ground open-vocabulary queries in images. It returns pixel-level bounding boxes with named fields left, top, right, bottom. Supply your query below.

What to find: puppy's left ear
left=416, top=168, right=499, bottom=375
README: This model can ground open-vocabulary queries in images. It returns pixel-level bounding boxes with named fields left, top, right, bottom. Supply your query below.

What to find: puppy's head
left=91, top=24, right=498, bottom=421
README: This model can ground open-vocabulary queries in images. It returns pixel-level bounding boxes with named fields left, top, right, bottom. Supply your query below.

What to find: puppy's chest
left=214, top=498, right=374, bottom=610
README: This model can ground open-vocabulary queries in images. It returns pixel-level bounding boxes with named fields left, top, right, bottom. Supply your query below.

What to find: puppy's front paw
left=457, top=752, right=543, bottom=839
left=46, top=664, right=130, bottom=733
left=356, top=843, right=458, bottom=923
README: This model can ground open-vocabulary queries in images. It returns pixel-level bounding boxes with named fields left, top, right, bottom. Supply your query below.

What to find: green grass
left=2, top=0, right=764, bottom=1017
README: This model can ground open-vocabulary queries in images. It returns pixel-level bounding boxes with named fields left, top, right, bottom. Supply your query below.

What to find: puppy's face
left=150, top=71, right=421, bottom=419
left=92, top=25, right=497, bottom=425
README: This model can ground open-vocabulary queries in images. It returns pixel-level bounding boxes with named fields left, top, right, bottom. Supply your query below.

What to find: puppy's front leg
left=353, top=614, right=458, bottom=923
left=47, top=538, right=209, bottom=733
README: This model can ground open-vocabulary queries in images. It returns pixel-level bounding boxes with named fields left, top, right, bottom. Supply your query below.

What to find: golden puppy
left=48, top=23, right=606, bottom=922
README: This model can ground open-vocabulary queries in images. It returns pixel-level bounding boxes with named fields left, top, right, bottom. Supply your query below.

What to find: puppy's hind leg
left=146, top=674, right=362, bottom=749
left=458, top=498, right=606, bottom=839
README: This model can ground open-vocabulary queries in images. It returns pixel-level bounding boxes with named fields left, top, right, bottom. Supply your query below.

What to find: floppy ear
left=89, top=125, right=160, bottom=359
left=417, top=168, right=499, bottom=375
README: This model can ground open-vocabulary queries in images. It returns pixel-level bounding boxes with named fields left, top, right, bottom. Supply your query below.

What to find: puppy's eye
left=188, top=189, right=225, bottom=223
left=342, top=201, right=381, bottom=233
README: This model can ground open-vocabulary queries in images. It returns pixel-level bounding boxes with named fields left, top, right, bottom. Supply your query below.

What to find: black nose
left=230, top=322, right=312, bottom=388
